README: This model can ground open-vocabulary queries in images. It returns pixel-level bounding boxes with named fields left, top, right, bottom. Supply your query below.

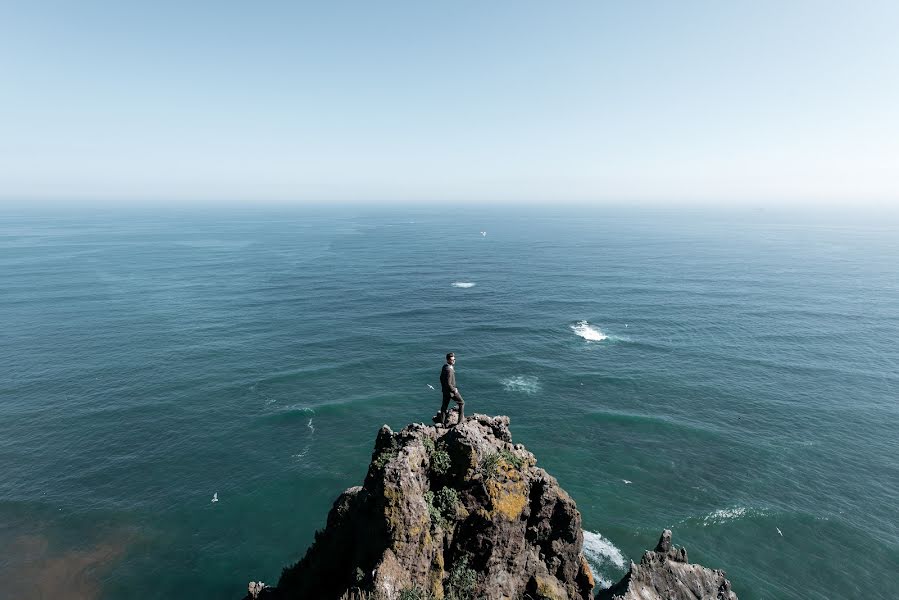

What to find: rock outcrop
left=258, top=414, right=594, bottom=600
left=595, top=530, right=738, bottom=600
left=246, top=414, right=739, bottom=600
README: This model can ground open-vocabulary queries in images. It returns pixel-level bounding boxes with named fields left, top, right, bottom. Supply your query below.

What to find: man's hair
left=446, top=352, right=454, bottom=361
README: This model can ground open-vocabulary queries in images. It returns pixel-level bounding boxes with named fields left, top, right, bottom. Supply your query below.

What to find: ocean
left=1, top=205, right=897, bottom=599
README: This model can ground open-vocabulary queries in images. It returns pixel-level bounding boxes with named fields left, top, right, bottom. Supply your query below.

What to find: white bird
left=625, top=324, right=628, bottom=328
left=480, top=231, right=487, bottom=237
left=427, top=384, right=435, bottom=390
left=776, top=527, right=783, bottom=536
left=622, top=480, right=632, bottom=485
left=211, top=492, right=219, bottom=503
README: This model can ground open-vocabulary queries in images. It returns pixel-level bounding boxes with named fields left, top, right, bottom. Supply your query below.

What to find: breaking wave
left=583, top=530, right=626, bottom=588
left=702, top=506, right=750, bottom=526
left=451, top=282, right=476, bottom=288
left=571, top=320, right=607, bottom=341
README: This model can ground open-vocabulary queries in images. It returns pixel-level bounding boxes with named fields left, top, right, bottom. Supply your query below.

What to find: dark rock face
left=596, top=530, right=738, bottom=600
left=262, top=415, right=595, bottom=600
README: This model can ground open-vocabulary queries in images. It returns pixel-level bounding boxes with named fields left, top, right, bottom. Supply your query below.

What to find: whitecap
left=307, top=418, right=315, bottom=434
left=501, top=376, right=541, bottom=395
left=702, top=507, right=748, bottom=526
left=571, top=320, right=607, bottom=341
left=451, top=282, right=476, bottom=288
left=582, top=530, right=626, bottom=588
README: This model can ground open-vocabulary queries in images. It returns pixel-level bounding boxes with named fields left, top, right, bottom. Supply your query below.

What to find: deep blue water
left=1, top=205, right=897, bottom=599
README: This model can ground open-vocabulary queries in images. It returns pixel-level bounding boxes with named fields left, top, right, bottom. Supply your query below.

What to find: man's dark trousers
left=440, top=390, right=464, bottom=425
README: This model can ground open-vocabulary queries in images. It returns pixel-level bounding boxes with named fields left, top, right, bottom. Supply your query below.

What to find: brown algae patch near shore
left=2, top=532, right=130, bottom=600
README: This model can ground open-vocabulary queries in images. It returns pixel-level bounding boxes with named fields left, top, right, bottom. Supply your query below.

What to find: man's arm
left=440, top=365, right=449, bottom=389
left=447, top=367, right=457, bottom=393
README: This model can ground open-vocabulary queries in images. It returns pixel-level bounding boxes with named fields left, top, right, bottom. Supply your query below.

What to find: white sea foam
left=702, top=507, right=748, bottom=526
left=307, top=418, right=315, bottom=434
left=582, top=530, right=626, bottom=588
left=501, top=376, right=541, bottom=394
left=571, top=320, right=607, bottom=341
left=451, top=282, right=476, bottom=288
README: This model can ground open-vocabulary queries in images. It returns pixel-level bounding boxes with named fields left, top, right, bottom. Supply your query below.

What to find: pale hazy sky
left=1, top=1, right=897, bottom=206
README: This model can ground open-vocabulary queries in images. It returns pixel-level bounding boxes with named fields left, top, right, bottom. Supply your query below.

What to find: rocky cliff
left=246, top=413, right=738, bottom=600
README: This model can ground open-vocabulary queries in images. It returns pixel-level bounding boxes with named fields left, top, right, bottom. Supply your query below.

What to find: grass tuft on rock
left=399, top=586, right=429, bottom=600
left=424, top=486, right=461, bottom=530
left=446, top=557, right=481, bottom=600
left=480, top=449, right=523, bottom=479
left=423, top=437, right=452, bottom=476
left=373, top=439, right=399, bottom=470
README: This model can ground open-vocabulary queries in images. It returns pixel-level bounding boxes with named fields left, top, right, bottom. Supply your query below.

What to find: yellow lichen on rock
left=486, top=459, right=528, bottom=520
left=382, top=482, right=429, bottom=554
left=382, top=485, right=404, bottom=534
left=579, top=556, right=595, bottom=589
left=460, top=445, right=478, bottom=480
left=429, top=550, right=445, bottom=599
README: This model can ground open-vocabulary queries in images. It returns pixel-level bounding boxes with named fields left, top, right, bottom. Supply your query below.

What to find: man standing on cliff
left=439, top=352, right=464, bottom=426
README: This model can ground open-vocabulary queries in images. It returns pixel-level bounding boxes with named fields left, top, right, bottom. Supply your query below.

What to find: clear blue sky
left=1, top=1, right=897, bottom=206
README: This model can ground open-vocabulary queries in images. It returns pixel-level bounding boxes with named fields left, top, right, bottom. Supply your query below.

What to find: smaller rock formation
left=596, top=530, right=738, bottom=600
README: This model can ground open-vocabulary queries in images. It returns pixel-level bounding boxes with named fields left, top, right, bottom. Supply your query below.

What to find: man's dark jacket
left=440, top=363, right=456, bottom=396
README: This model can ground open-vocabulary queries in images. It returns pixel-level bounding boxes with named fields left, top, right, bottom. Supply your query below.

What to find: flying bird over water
left=622, top=480, right=632, bottom=485
left=776, top=527, right=783, bottom=536
left=480, top=231, right=487, bottom=237
left=427, top=384, right=435, bottom=390
left=211, top=492, right=219, bottom=503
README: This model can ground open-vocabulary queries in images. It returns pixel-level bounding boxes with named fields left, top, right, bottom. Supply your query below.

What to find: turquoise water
left=1, top=206, right=897, bottom=599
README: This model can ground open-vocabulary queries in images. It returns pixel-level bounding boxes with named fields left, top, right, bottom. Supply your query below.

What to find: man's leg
left=440, top=394, right=451, bottom=425
left=454, top=391, right=464, bottom=424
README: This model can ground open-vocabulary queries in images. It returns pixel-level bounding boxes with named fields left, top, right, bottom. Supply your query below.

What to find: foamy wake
left=451, top=282, right=476, bottom=288
left=702, top=507, right=748, bottom=526
left=571, top=320, right=607, bottom=341
left=501, top=376, right=540, bottom=394
left=582, top=530, right=626, bottom=588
